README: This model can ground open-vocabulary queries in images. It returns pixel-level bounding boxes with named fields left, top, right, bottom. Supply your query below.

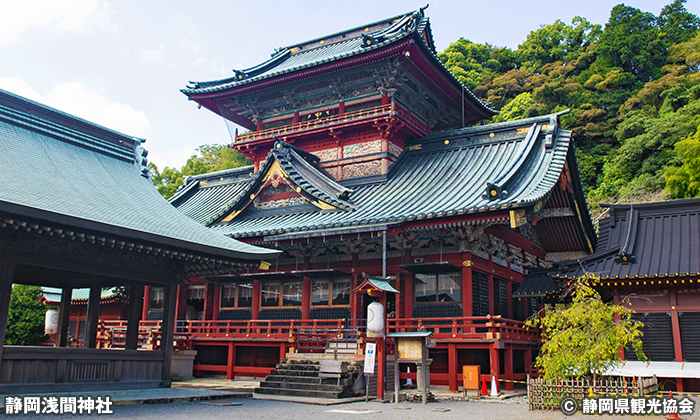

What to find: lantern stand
left=353, top=276, right=399, bottom=401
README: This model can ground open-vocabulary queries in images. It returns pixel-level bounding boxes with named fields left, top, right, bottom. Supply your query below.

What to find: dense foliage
left=525, top=274, right=646, bottom=379
left=149, top=144, right=250, bottom=199
left=6, top=284, right=48, bottom=346
left=439, top=0, right=700, bottom=204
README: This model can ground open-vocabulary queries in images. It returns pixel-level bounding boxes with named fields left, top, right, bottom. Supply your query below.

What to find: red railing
left=186, top=319, right=347, bottom=340
left=235, top=103, right=430, bottom=143
left=388, top=315, right=540, bottom=343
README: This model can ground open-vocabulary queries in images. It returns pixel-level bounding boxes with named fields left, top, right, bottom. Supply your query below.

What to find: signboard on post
left=364, top=342, right=376, bottom=374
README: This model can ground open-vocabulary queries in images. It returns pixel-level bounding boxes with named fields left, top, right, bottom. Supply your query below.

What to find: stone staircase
left=255, top=356, right=364, bottom=399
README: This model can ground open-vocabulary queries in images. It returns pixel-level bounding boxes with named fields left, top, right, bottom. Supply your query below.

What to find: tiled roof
left=174, top=111, right=580, bottom=241
left=180, top=8, right=494, bottom=119
left=558, top=199, right=700, bottom=280
left=41, top=287, right=126, bottom=304
left=183, top=8, right=431, bottom=95
left=0, top=88, right=280, bottom=262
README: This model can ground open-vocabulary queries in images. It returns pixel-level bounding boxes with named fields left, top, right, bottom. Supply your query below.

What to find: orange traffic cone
left=667, top=391, right=682, bottom=420
left=481, top=375, right=488, bottom=396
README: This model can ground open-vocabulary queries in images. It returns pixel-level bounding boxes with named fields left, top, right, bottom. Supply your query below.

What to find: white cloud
left=0, top=0, right=116, bottom=47
left=140, top=44, right=169, bottom=64
left=180, top=36, right=204, bottom=66
left=0, top=78, right=150, bottom=138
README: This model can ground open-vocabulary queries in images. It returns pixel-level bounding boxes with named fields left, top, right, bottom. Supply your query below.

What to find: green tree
left=6, top=284, right=48, bottom=346
left=526, top=273, right=645, bottom=379
left=665, top=126, right=700, bottom=198
left=149, top=144, right=251, bottom=199
left=658, top=0, right=700, bottom=45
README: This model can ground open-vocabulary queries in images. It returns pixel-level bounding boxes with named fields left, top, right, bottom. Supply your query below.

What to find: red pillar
left=449, top=343, right=458, bottom=391
left=404, top=273, right=414, bottom=319
left=302, top=277, right=311, bottom=320
left=670, top=289, right=684, bottom=392
left=252, top=280, right=261, bottom=320
left=175, top=284, right=186, bottom=321
left=490, top=344, right=500, bottom=382
left=204, top=283, right=215, bottom=320
left=227, top=342, right=235, bottom=380
left=142, top=286, right=151, bottom=321
left=212, top=282, right=221, bottom=321
left=462, top=254, right=473, bottom=317
left=504, top=347, right=514, bottom=390
left=488, top=256, right=495, bottom=316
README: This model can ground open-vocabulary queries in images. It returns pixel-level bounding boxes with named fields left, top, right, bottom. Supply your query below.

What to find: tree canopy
left=438, top=0, right=700, bottom=207
left=6, top=284, right=48, bottom=346
left=525, top=274, right=646, bottom=379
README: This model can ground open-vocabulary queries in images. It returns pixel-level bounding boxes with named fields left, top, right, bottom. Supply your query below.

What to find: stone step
left=284, top=353, right=364, bottom=361
left=272, top=368, right=321, bottom=377
left=255, top=386, right=351, bottom=399
left=258, top=380, right=346, bottom=392
left=264, top=375, right=349, bottom=385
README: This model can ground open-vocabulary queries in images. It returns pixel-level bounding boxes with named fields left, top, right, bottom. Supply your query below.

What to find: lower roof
left=0, top=89, right=279, bottom=263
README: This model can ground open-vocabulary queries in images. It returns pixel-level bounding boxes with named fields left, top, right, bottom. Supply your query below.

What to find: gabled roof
left=172, top=140, right=355, bottom=226
left=173, top=111, right=593, bottom=252
left=557, top=199, right=700, bottom=280
left=0, top=88, right=280, bottom=264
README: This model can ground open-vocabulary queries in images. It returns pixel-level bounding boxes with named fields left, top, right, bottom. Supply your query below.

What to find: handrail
left=235, top=103, right=430, bottom=143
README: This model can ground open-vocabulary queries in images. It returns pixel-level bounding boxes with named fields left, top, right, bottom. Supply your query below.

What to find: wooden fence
left=528, top=376, right=659, bottom=410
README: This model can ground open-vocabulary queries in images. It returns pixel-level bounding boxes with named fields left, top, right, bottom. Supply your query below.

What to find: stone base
left=171, top=350, right=197, bottom=381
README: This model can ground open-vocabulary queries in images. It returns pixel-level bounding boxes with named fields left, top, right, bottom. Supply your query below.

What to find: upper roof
left=183, top=7, right=434, bottom=94
left=172, top=111, right=593, bottom=251
left=181, top=7, right=495, bottom=124
left=557, top=199, right=700, bottom=280
left=0, top=88, right=280, bottom=262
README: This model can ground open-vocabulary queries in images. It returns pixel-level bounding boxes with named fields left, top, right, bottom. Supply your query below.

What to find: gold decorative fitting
left=489, top=133, right=495, bottom=138
left=351, top=268, right=356, bottom=272
left=366, top=40, right=371, bottom=45
left=250, top=194, right=255, bottom=200
left=296, top=187, right=301, bottom=193
left=320, top=40, right=324, bottom=44
left=444, top=140, right=449, bottom=145
left=463, top=260, right=472, bottom=267
left=365, top=27, right=369, bottom=31
left=276, top=143, right=281, bottom=148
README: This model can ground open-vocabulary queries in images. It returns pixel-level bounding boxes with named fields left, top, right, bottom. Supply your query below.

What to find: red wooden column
left=448, top=343, right=458, bottom=391
left=204, top=283, right=215, bottom=320
left=142, top=286, right=151, bottom=321
left=488, top=256, right=495, bottom=316
left=504, top=347, right=514, bottom=391
left=175, top=284, right=186, bottom=321
left=252, top=280, right=261, bottom=320
left=462, top=255, right=473, bottom=317
left=226, top=342, right=236, bottom=380
left=669, top=289, right=684, bottom=392
left=302, top=277, right=311, bottom=320
left=404, top=248, right=413, bottom=319
left=212, top=282, right=221, bottom=321
left=490, top=344, right=500, bottom=385
left=525, top=348, right=533, bottom=376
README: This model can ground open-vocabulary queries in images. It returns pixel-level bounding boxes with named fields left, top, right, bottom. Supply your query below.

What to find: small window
left=414, top=272, right=461, bottom=304
left=312, top=277, right=351, bottom=306
left=188, top=284, right=206, bottom=300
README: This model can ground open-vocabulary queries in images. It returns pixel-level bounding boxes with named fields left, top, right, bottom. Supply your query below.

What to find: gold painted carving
left=510, top=209, right=527, bottom=229
left=408, top=144, right=422, bottom=151
left=313, top=200, right=336, bottom=210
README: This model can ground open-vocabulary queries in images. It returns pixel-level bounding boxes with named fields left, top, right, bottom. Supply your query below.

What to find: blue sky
left=1, top=0, right=697, bottom=170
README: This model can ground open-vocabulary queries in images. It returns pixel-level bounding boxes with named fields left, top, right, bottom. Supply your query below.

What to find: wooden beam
left=55, top=287, right=72, bottom=348
left=160, top=282, right=177, bottom=384
left=84, top=286, right=101, bottom=348
left=125, top=284, right=144, bottom=350
left=0, top=249, right=16, bottom=367
left=484, top=224, right=546, bottom=260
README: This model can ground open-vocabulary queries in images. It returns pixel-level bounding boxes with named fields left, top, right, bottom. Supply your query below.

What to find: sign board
left=463, top=365, right=480, bottom=390
left=364, top=342, right=376, bottom=374
left=397, top=337, right=422, bottom=360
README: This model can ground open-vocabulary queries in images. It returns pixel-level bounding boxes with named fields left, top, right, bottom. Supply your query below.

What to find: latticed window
left=311, top=277, right=351, bottom=306
left=261, top=281, right=302, bottom=307
left=220, top=282, right=253, bottom=309
left=187, top=284, right=206, bottom=300
left=414, top=272, right=461, bottom=304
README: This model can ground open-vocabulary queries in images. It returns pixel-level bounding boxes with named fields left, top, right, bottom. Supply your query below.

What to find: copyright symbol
left=560, top=397, right=578, bottom=415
